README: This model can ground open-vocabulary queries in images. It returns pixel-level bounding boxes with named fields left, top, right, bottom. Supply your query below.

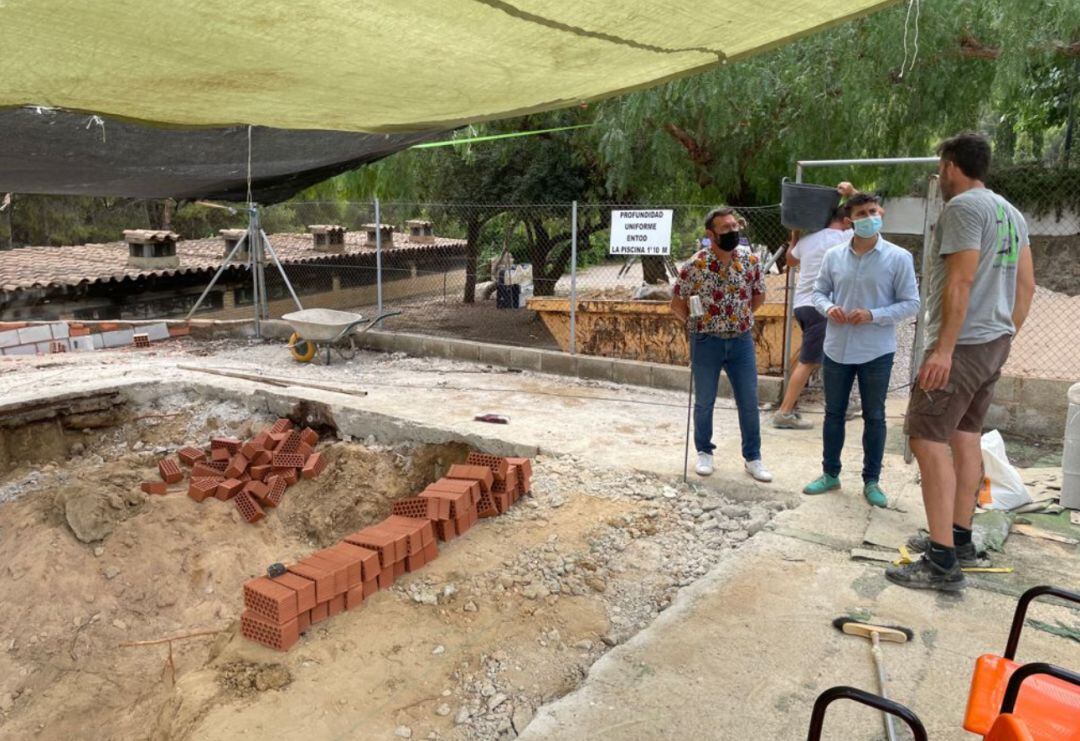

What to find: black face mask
left=717, top=230, right=740, bottom=252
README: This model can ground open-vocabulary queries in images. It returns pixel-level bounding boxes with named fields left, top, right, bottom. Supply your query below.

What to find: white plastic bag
left=980, top=430, right=1031, bottom=511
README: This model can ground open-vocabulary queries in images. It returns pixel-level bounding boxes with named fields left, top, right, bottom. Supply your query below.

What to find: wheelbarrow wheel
left=289, top=332, right=316, bottom=363
left=336, top=336, right=358, bottom=361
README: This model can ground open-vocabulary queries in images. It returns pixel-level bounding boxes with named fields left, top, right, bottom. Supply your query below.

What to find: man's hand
left=837, top=181, right=856, bottom=198
left=918, top=347, right=953, bottom=391
left=826, top=306, right=848, bottom=324
left=847, top=308, right=873, bottom=325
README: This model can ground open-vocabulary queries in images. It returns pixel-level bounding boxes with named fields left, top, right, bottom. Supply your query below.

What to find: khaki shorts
left=904, top=334, right=1012, bottom=443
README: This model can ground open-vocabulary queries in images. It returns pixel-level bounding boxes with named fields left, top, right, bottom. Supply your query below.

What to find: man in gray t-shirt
left=886, top=132, right=1036, bottom=593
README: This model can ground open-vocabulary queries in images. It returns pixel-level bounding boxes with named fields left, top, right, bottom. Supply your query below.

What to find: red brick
left=205, top=459, right=229, bottom=472
left=269, top=418, right=293, bottom=434
left=210, top=436, right=242, bottom=453
left=272, top=452, right=306, bottom=468
left=287, top=562, right=335, bottom=604
left=445, top=464, right=493, bottom=493
left=304, top=555, right=349, bottom=595
left=392, top=496, right=442, bottom=521
left=310, top=601, right=329, bottom=624
left=243, top=576, right=299, bottom=623
left=243, top=480, right=270, bottom=504
left=278, top=430, right=302, bottom=453
left=212, top=478, right=240, bottom=501
left=345, top=584, right=365, bottom=610
left=272, top=467, right=299, bottom=485
left=362, top=578, right=378, bottom=598
left=240, top=440, right=260, bottom=459
left=427, top=478, right=482, bottom=508
left=271, top=572, right=317, bottom=613
left=224, top=452, right=250, bottom=479
left=314, top=547, right=362, bottom=589
left=344, top=526, right=400, bottom=568
left=493, top=491, right=511, bottom=514
left=210, top=447, right=232, bottom=463
left=234, top=490, right=265, bottom=523
left=137, top=480, right=164, bottom=496
left=0, top=322, right=28, bottom=330
left=466, top=451, right=510, bottom=477
left=420, top=489, right=463, bottom=519
left=455, top=512, right=473, bottom=535
left=267, top=431, right=289, bottom=449
left=297, top=610, right=311, bottom=634
left=423, top=541, right=439, bottom=563
left=435, top=519, right=457, bottom=541
left=330, top=542, right=381, bottom=582
left=167, top=325, right=191, bottom=337
left=301, top=452, right=327, bottom=479
left=507, top=457, right=533, bottom=492
left=404, top=550, right=426, bottom=573
left=296, top=441, right=314, bottom=459
left=394, top=560, right=405, bottom=578
left=249, top=464, right=271, bottom=481
left=69, top=326, right=91, bottom=337
left=379, top=517, right=425, bottom=557
left=299, top=427, right=319, bottom=446
left=177, top=447, right=206, bottom=466
left=376, top=568, right=395, bottom=590
left=327, top=593, right=345, bottom=617
left=241, top=610, right=298, bottom=651
left=188, top=478, right=218, bottom=502
left=157, top=458, right=183, bottom=484
left=251, top=450, right=272, bottom=466
left=477, top=490, right=499, bottom=518
left=265, top=475, right=288, bottom=507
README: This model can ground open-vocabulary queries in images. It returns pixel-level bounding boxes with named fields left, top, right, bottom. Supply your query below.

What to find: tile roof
left=0, top=231, right=466, bottom=292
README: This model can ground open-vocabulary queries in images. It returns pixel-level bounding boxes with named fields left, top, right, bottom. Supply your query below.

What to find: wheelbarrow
left=281, top=308, right=401, bottom=364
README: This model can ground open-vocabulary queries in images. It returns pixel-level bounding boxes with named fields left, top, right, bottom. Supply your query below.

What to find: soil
left=0, top=391, right=775, bottom=740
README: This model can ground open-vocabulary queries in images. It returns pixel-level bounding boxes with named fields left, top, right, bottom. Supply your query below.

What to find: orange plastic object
left=965, top=655, right=1080, bottom=740
left=985, top=714, right=1035, bottom=741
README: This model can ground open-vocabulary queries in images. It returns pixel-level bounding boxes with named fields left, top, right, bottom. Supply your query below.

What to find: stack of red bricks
left=144, top=418, right=328, bottom=524
left=240, top=451, right=533, bottom=651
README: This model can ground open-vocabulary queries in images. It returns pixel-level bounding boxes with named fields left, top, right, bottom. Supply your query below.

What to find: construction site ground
left=0, top=337, right=1076, bottom=740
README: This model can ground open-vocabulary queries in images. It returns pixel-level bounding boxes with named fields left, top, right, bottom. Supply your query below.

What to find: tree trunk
left=462, top=218, right=481, bottom=304
left=642, top=256, right=668, bottom=284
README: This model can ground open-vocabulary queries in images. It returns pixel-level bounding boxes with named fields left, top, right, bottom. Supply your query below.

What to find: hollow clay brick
left=269, top=418, right=293, bottom=434
left=272, top=467, right=300, bottom=485
left=234, top=490, right=265, bottom=523
left=435, top=520, right=457, bottom=542
left=157, top=458, right=183, bottom=484
left=392, top=496, right=442, bottom=521
left=331, top=542, right=381, bottom=582
left=188, top=478, right=218, bottom=502
left=445, top=464, right=493, bottom=493
left=271, top=572, right=317, bottom=613
left=225, top=452, right=250, bottom=479
left=393, top=561, right=405, bottom=579
left=287, top=562, right=334, bottom=604
left=241, top=610, right=298, bottom=652
left=404, top=550, right=426, bottom=573
left=310, top=601, right=329, bottom=624
left=272, top=452, right=306, bottom=469
left=314, top=547, right=362, bottom=589
left=362, top=578, right=378, bottom=598
left=243, top=576, right=299, bottom=623
left=423, top=541, right=438, bottom=563
left=240, top=440, right=260, bottom=459
left=345, top=584, right=365, bottom=611
left=304, top=555, right=348, bottom=595
left=205, top=459, right=229, bottom=473
left=243, top=480, right=270, bottom=504
left=427, top=478, right=482, bottom=508
left=377, top=568, right=395, bottom=590
left=252, top=431, right=272, bottom=449
left=249, top=464, right=271, bottom=482
left=379, top=518, right=423, bottom=558
left=141, top=481, right=168, bottom=495
left=505, top=456, right=533, bottom=480
left=267, top=431, right=289, bottom=449
left=251, top=450, right=272, bottom=466
left=177, top=447, right=206, bottom=466
left=210, top=447, right=232, bottom=462
left=278, top=431, right=302, bottom=454
left=210, top=436, right=241, bottom=453
left=264, top=476, right=287, bottom=507
left=344, top=527, right=399, bottom=568
left=419, top=490, right=461, bottom=519
left=465, top=452, right=510, bottom=477
left=296, top=441, right=314, bottom=459
left=299, top=427, right=319, bottom=446
left=301, top=452, right=326, bottom=479
left=297, top=610, right=311, bottom=634
left=328, top=594, right=345, bottom=617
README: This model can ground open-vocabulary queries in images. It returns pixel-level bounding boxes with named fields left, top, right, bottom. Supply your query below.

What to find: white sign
left=609, top=209, right=673, bottom=255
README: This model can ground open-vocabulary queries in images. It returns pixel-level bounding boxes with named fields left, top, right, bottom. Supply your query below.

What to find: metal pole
left=374, top=197, right=383, bottom=319
left=904, top=175, right=942, bottom=463
left=248, top=206, right=261, bottom=337
left=261, top=230, right=304, bottom=311
left=254, top=207, right=269, bottom=320
left=569, top=201, right=578, bottom=355
left=796, top=157, right=939, bottom=168
left=778, top=165, right=803, bottom=400
left=184, top=233, right=248, bottom=320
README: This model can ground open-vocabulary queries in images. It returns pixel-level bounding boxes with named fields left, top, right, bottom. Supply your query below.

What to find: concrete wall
left=985, top=374, right=1074, bottom=441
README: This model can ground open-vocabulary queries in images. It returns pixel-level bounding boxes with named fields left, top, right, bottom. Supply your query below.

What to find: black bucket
left=780, top=179, right=841, bottom=231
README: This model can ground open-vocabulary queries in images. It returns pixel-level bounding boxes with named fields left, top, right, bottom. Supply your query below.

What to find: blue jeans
left=822, top=352, right=894, bottom=483
left=692, top=332, right=761, bottom=462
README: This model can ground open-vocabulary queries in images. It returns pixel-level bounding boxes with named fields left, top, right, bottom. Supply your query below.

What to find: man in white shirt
left=772, top=200, right=853, bottom=429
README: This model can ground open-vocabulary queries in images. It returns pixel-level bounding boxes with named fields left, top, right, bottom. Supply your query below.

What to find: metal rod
left=683, top=333, right=695, bottom=483
left=255, top=209, right=269, bottom=320
left=778, top=165, right=803, bottom=399
left=249, top=207, right=261, bottom=338
left=570, top=200, right=578, bottom=355
left=184, top=233, right=247, bottom=321
left=261, top=230, right=303, bottom=311
left=375, top=197, right=383, bottom=320
left=796, top=157, right=938, bottom=168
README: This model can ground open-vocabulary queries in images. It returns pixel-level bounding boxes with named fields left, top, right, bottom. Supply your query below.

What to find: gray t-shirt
left=923, top=188, right=1029, bottom=349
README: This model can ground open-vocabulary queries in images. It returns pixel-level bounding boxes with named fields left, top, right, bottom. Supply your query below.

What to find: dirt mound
left=218, top=660, right=292, bottom=696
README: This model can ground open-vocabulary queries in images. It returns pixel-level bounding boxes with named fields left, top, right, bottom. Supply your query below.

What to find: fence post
left=778, top=165, right=803, bottom=401
left=570, top=201, right=578, bottom=355
left=375, top=197, right=383, bottom=320
left=249, top=205, right=262, bottom=338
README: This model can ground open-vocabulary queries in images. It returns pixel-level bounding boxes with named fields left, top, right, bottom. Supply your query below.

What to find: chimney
left=405, top=219, right=435, bottom=244
left=308, top=224, right=347, bottom=252
left=362, top=223, right=395, bottom=248
left=219, top=229, right=250, bottom=261
left=124, top=229, right=180, bottom=269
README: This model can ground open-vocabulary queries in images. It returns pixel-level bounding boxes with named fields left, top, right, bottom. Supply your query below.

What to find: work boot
left=803, top=473, right=840, bottom=495
left=695, top=452, right=714, bottom=477
left=885, top=555, right=966, bottom=592
left=863, top=481, right=888, bottom=508
left=771, top=410, right=813, bottom=430
left=906, top=531, right=984, bottom=568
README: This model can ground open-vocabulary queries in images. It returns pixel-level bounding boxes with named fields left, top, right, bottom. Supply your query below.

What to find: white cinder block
left=100, top=329, right=135, bottom=348
left=16, top=325, right=52, bottom=344
left=0, top=330, right=20, bottom=349
left=143, top=322, right=170, bottom=342
left=2, top=344, right=36, bottom=356
left=91, top=333, right=105, bottom=350
left=70, top=336, right=96, bottom=352
left=49, top=322, right=70, bottom=339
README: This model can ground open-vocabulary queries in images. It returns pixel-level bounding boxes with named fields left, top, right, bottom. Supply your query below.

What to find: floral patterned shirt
left=673, top=246, right=765, bottom=335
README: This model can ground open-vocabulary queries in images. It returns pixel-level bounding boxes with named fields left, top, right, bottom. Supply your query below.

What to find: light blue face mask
left=852, top=214, right=883, bottom=238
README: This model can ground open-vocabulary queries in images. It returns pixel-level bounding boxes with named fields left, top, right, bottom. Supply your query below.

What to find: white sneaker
left=695, top=452, right=714, bottom=476
left=744, top=459, right=773, bottom=482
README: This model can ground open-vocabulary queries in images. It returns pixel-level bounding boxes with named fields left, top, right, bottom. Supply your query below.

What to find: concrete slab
left=16, top=325, right=51, bottom=345
left=577, top=355, right=614, bottom=381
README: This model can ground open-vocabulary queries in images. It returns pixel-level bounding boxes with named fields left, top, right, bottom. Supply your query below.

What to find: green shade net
left=0, top=0, right=897, bottom=133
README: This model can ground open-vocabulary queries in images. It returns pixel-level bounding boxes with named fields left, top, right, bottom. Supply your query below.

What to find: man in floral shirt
left=670, top=207, right=772, bottom=482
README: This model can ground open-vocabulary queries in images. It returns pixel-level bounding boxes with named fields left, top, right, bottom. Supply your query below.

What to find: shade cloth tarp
left=0, top=0, right=897, bottom=133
